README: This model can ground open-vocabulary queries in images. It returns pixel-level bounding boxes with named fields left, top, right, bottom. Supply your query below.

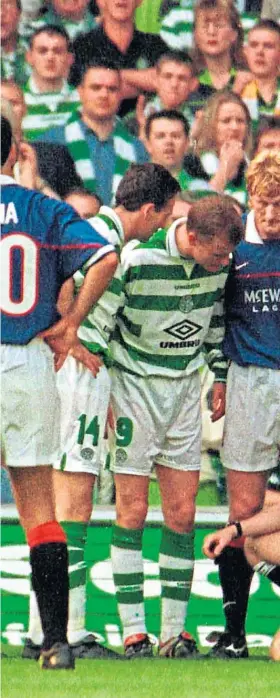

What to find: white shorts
left=109, top=368, right=202, bottom=476
left=222, top=363, right=280, bottom=472
left=1, top=339, right=60, bottom=467
left=54, top=356, right=111, bottom=475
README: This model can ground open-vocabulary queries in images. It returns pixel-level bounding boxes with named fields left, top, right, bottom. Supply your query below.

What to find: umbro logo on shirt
left=165, top=319, right=202, bottom=341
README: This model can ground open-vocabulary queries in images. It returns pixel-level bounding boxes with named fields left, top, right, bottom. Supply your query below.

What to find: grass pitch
left=2, top=646, right=279, bottom=698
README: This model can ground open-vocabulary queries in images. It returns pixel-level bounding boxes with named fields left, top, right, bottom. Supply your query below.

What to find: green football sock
left=62, top=521, right=88, bottom=644
left=111, top=524, right=146, bottom=642
left=159, top=525, right=195, bottom=643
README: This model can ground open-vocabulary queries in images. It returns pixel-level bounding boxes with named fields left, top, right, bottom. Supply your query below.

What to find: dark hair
left=145, top=109, right=190, bottom=140
left=156, top=50, right=193, bottom=72
left=29, top=24, right=71, bottom=50
left=254, top=116, right=280, bottom=153
left=79, top=60, right=121, bottom=85
left=115, top=163, right=180, bottom=211
left=248, top=19, right=280, bottom=40
left=187, top=194, right=244, bottom=245
left=1, top=115, right=13, bottom=166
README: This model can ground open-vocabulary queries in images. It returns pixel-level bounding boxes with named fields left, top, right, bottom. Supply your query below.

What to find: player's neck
left=103, top=16, right=134, bottom=52
left=114, top=206, right=138, bottom=241
left=32, top=73, right=65, bottom=93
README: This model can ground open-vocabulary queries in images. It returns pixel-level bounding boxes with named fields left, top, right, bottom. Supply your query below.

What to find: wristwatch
left=227, top=521, right=243, bottom=539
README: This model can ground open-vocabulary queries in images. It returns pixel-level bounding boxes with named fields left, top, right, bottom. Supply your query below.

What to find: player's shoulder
left=121, top=228, right=168, bottom=271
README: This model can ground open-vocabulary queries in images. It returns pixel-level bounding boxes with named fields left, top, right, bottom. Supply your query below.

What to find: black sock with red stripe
left=216, top=541, right=253, bottom=637
left=27, top=521, right=69, bottom=651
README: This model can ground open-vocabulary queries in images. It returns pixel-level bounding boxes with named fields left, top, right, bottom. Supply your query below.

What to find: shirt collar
left=99, top=205, right=125, bottom=244
left=245, top=209, right=264, bottom=244
left=166, top=217, right=188, bottom=257
left=28, top=75, right=69, bottom=95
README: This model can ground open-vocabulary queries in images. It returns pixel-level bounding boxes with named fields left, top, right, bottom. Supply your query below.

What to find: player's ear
left=187, top=229, right=198, bottom=246
left=141, top=202, right=155, bottom=221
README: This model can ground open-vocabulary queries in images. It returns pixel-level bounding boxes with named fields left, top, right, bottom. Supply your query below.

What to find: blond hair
left=193, top=90, right=253, bottom=157
left=246, top=151, right=280, bottom=199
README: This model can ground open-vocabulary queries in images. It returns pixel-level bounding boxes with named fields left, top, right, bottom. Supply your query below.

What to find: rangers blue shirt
left=1, top=177, right=114, bottom=344
left=223, top=211, right=280, bottom=369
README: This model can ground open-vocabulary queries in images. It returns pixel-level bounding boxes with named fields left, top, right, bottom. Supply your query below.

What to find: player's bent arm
left=57, top=277, right=75, bottom=316
left=203, top=502, right=280, bottom=559
left=40, top=252, right=118, bottom=355
left=64, top=251, right=118, bottom=328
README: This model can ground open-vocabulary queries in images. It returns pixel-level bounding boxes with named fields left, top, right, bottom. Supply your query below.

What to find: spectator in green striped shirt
left=240, top=20, right=280, bottom=132
left=20, top=0, right=99, bottom=42
left=22, top=25, right=80, bottom=141
left=1, top=0, right=31, bottom=85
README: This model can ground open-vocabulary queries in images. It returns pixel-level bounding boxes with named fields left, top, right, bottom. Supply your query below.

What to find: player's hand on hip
left=211, top=381, right=226, bottom=422
left=68, top=343, right=104, bottom=376
left=39, top=316, right=79, bottom=356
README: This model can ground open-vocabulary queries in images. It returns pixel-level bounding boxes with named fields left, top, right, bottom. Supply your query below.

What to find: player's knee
left=244, top=536, right=259, bottom=567
left=164, top=500, right=195, bottom=533
left=56, top=496, right=93, bottom=522
left=229, top=497, right=262, bottom=521
left=116, top=496, right=148, bottom=529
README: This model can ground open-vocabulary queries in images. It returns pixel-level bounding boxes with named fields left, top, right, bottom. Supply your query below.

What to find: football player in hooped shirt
left=209, top=151, right=280, bottom=660
left=0, top=115, right=118, bottom=670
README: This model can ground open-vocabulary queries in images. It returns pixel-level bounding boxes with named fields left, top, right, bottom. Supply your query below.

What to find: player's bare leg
left=54, top=470, right=95, bottom=522
left=8, top=466, right=74, bottom=669
left=111, top=474, right=153, bottom=658
left=155, top=466, right=200, bottom=658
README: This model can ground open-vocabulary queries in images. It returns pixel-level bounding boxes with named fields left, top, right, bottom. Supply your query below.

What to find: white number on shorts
left=1, top=234, right=38, bottom=316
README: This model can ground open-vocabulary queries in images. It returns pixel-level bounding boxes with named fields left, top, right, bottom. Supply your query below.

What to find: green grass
left=2, top=646, right=279, bottom=698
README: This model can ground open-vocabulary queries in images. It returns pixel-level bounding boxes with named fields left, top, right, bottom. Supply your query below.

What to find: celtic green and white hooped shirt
left=22, top=77, right=81, bottom=141
left=110, top=219, right=229, bottom=381
left=74, top=206, right=125, bottom=366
